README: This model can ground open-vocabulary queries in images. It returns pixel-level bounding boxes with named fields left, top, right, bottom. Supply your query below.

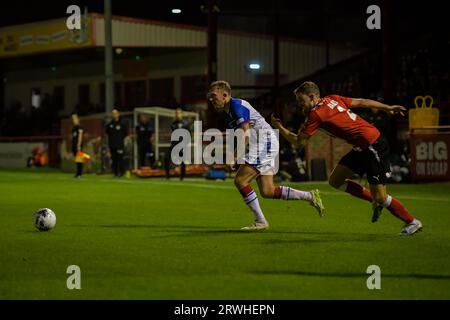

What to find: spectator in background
left=165, top=108, right=190, bottom=180
left=27, top=147, right=49, bottom=168
left=135, top=113, right=154, bottom=168
left=166, top=97, right=181, bottom=109
left=357, top=106, right=399, bottom=153
left=105, top=109, right=128, bottom=177
left=389, top=142, right=410, bottom=183
left=279, top=140, right=308, bottom=182
left=359, top=107, right=391, bottom=136
left=71, top=114, right=84, bottom=178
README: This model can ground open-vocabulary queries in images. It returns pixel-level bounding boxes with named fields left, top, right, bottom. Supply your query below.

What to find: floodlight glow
left=172, top=9, right=182, bottom=14
left=248, top=63, right=261, bottom=70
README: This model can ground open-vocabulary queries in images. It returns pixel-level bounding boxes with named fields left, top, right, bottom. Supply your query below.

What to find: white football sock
left=280, top=186, right=312, bottom=201
left=243, top=190, right=267, bottom=224
left=382, top=195, right=393, bottom=208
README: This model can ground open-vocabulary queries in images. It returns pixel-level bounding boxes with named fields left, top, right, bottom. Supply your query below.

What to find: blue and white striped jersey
left=224, top=98, right=272, bottom=131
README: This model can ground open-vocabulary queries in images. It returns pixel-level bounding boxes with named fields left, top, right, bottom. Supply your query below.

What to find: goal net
left=132, top=107, right=200, bottom=170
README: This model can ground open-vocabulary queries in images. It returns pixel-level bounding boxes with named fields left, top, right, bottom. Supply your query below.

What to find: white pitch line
left=1, top=172, right=449, bottom=202
left=61, top=176, right=450, bottom=201
left=95, top=178, right=233, bottom=190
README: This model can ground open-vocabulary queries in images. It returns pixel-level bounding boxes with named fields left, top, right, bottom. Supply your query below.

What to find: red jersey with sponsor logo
left=300, top=95, right=380, bottom=148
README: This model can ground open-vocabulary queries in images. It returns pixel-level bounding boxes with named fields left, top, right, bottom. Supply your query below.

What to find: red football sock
left=238, top=185, right=267, bottom=224
left=273, top=186, right=282, bottom=199
left=387, top=197, right=414, bottom=224
left=239, top=185, right=253, bottom=197
left=345, top=180, right=373, bottom=202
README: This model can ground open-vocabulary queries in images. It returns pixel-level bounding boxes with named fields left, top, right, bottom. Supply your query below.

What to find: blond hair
left=209, top=80, right=231, bottom=94
left=293, top=81, right=320, bottom=96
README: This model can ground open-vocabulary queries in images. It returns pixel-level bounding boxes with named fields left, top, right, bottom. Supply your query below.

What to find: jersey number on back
left=327, top=100, right=357, bottom=121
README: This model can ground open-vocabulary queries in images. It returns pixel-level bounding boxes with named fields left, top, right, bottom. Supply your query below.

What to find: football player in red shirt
left=271, top=81, right=422, bottom=236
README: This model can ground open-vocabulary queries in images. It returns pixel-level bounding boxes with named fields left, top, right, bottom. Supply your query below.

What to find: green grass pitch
left=1, top=169, right=450, bottom=299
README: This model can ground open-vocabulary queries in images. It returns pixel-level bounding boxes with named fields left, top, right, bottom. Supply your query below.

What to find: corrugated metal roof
left=89, top=14, right=360, bottom=89
left=92, top=14, right=206, bottom=48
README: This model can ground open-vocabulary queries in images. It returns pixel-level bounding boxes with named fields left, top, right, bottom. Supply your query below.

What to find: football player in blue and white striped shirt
left=208, top=80, right=324, bottom=230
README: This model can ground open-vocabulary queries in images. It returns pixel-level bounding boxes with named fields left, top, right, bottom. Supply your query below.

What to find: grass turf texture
left=1, top=169, right=449, bottom=299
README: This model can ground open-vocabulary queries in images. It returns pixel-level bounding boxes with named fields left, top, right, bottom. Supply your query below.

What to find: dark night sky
left=0, top=0, right=447, bottom=49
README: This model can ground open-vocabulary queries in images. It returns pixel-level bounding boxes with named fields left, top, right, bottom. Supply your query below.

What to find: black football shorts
left=338, top=136, right=391, bottom=185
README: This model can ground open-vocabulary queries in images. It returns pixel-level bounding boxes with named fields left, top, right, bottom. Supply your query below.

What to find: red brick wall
left=305, top=130, right=353, bottom=178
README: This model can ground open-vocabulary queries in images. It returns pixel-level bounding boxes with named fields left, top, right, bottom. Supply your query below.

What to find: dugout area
left=59, top=107, right=209, bottom=177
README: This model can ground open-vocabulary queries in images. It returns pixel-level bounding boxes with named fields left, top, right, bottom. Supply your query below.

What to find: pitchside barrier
left=408, top=95, right=449, bottom=182
left=410, top=126, right=450, bottom=182
left=0, top=136, right=61, bottom=169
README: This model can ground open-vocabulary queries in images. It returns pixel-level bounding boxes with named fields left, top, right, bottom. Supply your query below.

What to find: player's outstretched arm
left=271, top=114, right=309, bottom=149
left=350, top=98, right=406, bottom=116
left=295, top=131, right=310, bottom=150
left=271, top=114, right=297, bottom=145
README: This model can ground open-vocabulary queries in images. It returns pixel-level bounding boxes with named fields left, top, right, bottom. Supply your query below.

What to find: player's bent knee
left=234, top=177, right=246, bottom=190
left=260, top=188, right=274, bottom=198
left=373, top=194, right=386, bottom=204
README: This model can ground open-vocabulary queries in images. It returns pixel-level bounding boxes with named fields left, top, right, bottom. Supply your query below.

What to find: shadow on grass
left=71, top=224, right=364, bottom=235
left=70, top=224, right=247, bottom=235
left=71, top=224, right=231, bottom=230
left=252, top=270, right=450, bottom=280
left=259, top=233, right=392, bottom=244
left=69, top=224, right=394, bottom=243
